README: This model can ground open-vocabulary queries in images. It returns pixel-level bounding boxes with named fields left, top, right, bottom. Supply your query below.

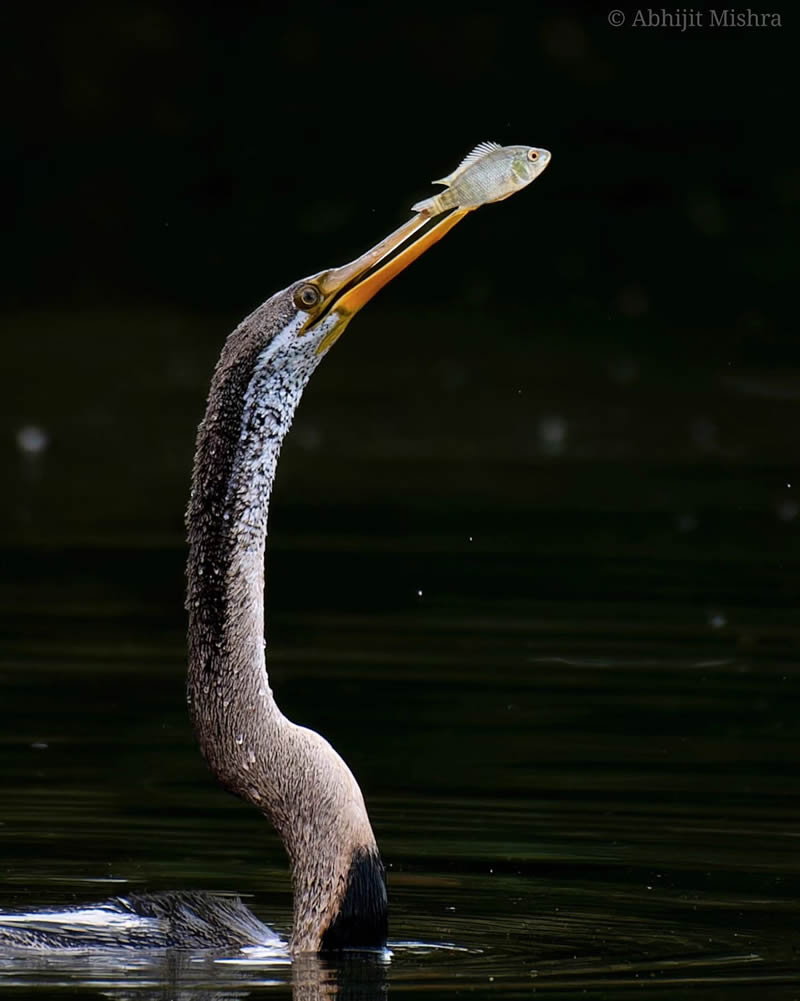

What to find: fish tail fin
left=411, top=194, right=439, bottom=215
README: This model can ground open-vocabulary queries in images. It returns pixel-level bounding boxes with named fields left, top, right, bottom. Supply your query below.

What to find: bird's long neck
left=185, top=300, right=386, bottom=953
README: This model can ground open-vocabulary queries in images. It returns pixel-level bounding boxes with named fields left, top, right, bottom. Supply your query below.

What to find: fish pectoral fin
left=431, top=175, right=453, bottom=187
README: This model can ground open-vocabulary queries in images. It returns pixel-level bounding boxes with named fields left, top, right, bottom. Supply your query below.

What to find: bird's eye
left=528, top=150, right=540, bottom=162
left=295, top=284, right=321, bottom=310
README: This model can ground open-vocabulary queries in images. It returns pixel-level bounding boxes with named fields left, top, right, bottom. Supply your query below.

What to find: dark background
left=5, top=5, right=796, bottom=334
left=1, top=8, right=800, bottom=993
left=2, top=4, right=798, bottom=611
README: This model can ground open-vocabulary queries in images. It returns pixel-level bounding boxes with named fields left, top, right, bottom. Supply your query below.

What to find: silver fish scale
left=411, top=143, right=550, bottom=216
left=445, top=157, right=510, bottom=208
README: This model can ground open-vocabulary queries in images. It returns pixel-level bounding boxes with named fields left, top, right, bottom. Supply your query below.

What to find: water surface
left=2, top=536, right=799, bottom=998
left=1, top=315, right=799, bottom=998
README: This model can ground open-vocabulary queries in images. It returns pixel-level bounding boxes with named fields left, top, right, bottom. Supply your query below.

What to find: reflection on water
left=1, top=313, right=799, bottom=997
left=1, top=544, right=799, bottom=997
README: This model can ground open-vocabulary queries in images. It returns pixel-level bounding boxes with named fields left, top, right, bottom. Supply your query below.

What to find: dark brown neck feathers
left=185, top=294, right=387, bottom=954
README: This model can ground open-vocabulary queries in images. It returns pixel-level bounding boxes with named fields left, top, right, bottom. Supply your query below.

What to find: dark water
left=1, top=310, right=799, bottom=998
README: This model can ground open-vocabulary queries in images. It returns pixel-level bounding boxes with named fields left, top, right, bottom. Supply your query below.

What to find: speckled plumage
left=2, top=202, right=485, bottom=957
left=185, top=281, right=386, bottom=954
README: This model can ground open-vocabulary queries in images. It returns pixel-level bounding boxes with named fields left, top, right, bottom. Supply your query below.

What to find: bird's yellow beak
left=306, top=208, right=472, bottom=354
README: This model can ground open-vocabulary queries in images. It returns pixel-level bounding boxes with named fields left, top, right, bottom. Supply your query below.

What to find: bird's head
left=273, top=207, right=471, bottom=365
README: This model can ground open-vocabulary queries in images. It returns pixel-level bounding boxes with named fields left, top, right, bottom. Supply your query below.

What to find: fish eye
left=527, top=150, right=540, bottom=162
left=295, top=284, right=321, bottom=310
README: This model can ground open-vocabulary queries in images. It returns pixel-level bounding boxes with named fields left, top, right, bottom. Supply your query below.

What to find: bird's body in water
left=0, top=145, right=551, bottom=956
left=0, top=893, right=279, bottom=951
left=0, top=208, right=471, bottom=957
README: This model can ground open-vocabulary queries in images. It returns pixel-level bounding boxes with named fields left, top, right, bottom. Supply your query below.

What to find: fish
left=411, top=141, right=551, bottom=216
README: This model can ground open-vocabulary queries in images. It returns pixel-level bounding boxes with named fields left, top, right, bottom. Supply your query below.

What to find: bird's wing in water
left=124, top=891, right=281, bottom=948
left=0, top=891, right=282, bottom=952
left=0, top=900, right=157, bottom=950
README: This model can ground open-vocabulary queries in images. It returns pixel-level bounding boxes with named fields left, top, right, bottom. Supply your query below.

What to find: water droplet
left=538, top=416, right=567, bottom=455
left=16, top=425, right=49, bottom=455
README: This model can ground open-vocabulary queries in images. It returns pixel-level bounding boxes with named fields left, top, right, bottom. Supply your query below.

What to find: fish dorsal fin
left=458, top=140, right=503, bottom=169
left=433, top=141, right=503, bottom=187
